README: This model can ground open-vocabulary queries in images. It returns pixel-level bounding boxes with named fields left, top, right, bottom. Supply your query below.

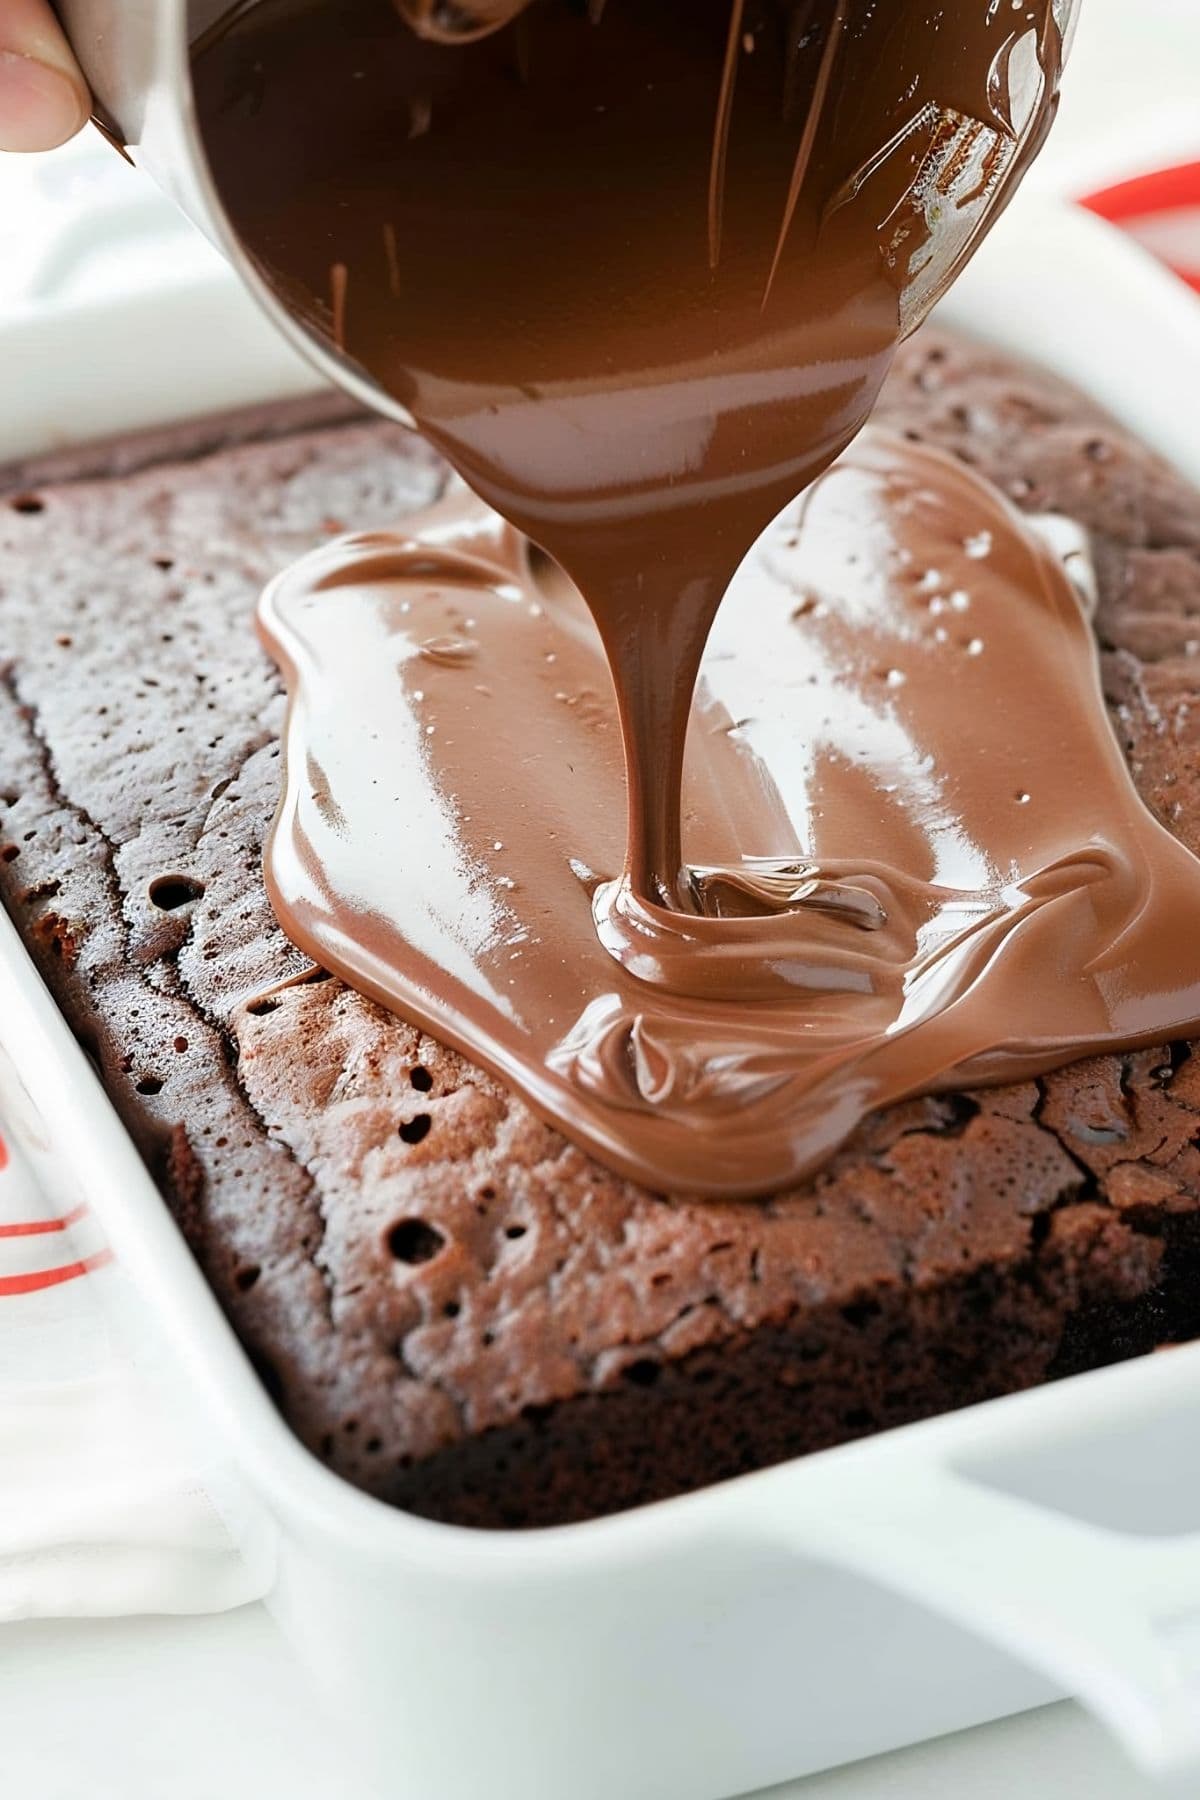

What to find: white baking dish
left=3, top=190, right=1200, bottom=1800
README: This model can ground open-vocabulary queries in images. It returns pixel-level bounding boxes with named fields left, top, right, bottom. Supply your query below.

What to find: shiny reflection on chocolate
left=258, top=435, right=1200, bottom=1196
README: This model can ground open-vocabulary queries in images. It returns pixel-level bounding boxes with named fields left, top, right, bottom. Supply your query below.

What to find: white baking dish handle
left=758, top=1448, right=1200, bottom=1787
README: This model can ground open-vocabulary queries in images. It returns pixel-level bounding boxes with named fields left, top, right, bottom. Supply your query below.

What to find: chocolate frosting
left=191, top=1, right=1200, bottom=1198
left=256, top=437, right=1200, bottom=1194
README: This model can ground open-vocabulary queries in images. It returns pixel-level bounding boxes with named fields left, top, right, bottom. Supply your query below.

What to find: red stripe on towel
left=0, top=1248, right=113, bottom=1297
left=1082, top=163, right=1200, bottom=293
left=0, top=1204, right=88, bottom=1240
left=1083, top=161, right=1200, bottom=223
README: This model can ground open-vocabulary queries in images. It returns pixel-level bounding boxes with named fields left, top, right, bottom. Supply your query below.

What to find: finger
left=0, top=0, right=90, bottom=152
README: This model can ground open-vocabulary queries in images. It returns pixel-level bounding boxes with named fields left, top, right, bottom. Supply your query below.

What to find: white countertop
left=0, top=1608, right=1167, bottom=1800
left=1, top=1, right=1197, bottom=1795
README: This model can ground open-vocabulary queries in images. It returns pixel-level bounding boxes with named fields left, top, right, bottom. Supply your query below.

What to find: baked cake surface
left=3, top=332, right=1200, bottom=1529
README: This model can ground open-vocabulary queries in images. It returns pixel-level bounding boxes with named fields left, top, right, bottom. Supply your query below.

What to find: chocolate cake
left=3, top=329, right=1200, bottom=1530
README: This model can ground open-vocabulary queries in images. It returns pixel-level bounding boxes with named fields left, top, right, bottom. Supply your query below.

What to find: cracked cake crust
left=2, top=333, right=1200, bottom=1529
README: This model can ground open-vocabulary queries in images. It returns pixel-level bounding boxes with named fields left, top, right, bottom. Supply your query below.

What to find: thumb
left=0, top=0, right=89, bottom=152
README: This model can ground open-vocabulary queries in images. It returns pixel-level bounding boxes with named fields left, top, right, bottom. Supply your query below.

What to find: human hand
left=0, top=0, right=89, bottom=151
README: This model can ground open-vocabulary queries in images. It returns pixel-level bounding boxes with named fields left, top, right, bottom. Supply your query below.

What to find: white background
left=1, top=0, right=1198, bottom=1794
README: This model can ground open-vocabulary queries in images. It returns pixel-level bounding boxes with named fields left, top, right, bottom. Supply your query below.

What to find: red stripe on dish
left=0, top=1203, right=88, bottom=1240
left=0, top=1247, right=113, bottom=1297
left=0, top=1130, right=7, bottom=1173
left=1083, top=160, right=1200, bottom=224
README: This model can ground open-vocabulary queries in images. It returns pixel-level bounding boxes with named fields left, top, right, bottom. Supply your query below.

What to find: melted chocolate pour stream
left=195, top=1, right=1200, bottom=1195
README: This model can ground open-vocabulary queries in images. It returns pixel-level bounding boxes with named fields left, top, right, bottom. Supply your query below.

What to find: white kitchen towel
left=0, top=1117, right=260, bottom=1620
left=1081, top=157, right=1200, bottom=294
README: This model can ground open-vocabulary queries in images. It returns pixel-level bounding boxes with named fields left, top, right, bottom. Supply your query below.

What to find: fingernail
left=0, top=51, right=87, bottom=153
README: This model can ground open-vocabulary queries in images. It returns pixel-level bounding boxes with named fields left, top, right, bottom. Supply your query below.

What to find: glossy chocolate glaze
left=256, top=436, right=1200, bottom=1194
left=194, top=1, right=1200, bottom=1196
